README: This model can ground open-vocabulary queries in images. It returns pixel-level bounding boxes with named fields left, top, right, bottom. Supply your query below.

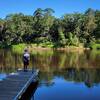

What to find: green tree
left=94, top=10, right=100, bottom=40
left=83, top=8, right=97, bottom=43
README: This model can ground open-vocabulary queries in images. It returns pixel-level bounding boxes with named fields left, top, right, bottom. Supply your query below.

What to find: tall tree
left=94, top=10, right=100, bottom=39
left=83, top=8, right=97, bottom=43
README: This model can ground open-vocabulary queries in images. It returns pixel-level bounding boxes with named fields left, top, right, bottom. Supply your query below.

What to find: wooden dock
left=0, top=69, right=39, bottom=100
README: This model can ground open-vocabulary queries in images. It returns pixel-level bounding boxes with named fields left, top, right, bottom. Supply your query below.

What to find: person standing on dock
left=23, top=48, right=30, bottom=71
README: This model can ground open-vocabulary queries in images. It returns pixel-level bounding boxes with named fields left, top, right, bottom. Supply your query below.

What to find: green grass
left=12, top=43, right=54, bottom=53
left=12, top=43, right=54, bottom=56
left=89, top=42, right=100, bottom=50
left=12, top=43, right=27, bottom=53
left=38, top=42, right=54, bottom=48
left=12, top=42, right=83, bottom=54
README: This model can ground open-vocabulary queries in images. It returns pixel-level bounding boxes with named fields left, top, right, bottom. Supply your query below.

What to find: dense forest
left=0, top=8, right=100, bottom=49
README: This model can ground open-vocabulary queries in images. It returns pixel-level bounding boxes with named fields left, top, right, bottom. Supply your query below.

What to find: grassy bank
left=12, top=43, right=86, bottom=53
left=12, top=43, right=27, bottom=53
left=89, top=42, right=100, bottom=50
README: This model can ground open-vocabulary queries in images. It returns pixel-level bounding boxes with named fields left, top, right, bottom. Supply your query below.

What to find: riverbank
left=12, top=43, right=90, bottom=54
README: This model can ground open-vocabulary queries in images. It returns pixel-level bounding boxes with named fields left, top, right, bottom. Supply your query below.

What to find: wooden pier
left=0, top=69, right=39, bottom=100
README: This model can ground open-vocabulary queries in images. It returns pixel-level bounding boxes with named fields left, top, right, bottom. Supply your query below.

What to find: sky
left=0, top=0, right=100, bottom=18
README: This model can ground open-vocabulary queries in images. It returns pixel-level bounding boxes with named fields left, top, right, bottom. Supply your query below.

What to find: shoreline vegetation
left=0, top=8, right=100, bottom=51
left=11, top=43, right=100, bottom=54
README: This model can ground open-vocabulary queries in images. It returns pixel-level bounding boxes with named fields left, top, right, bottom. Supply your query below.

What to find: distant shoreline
left=11, top=43, right=92, bottom=53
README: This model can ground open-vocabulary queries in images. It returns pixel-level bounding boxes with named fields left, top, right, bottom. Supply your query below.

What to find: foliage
left=12, top=43, right=26, bottom=53
left=89, top=42, right=100, bottom=50
left=0, top=8, right=100, bottom=49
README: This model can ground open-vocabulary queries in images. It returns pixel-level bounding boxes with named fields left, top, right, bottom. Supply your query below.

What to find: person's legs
left=23, top=61, right=29, bottom=71
left=24, top=62, right=27, bottom=71
left=26, top=61, right=28, bottom=70
left=25, top=64, right=27, bottom=70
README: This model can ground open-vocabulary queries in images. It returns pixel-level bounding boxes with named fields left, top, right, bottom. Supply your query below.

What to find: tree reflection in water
left=0, top=49, right=100, bottom=100
left=0, top=49, right=100, bottom=88
left=38, top=68, right=100, bottom=88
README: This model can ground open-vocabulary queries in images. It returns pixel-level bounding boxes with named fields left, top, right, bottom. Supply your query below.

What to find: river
left=0, top=49, right=100, bottom=100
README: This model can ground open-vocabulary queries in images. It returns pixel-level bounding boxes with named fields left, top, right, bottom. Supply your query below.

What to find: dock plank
left=0, top=69, right=39, bottom=100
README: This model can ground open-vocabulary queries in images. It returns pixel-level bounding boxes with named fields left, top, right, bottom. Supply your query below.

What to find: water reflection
left=0, top=49, right=99, bottom=73
left=0, top=49, right=22, bottom=73
left=0, top=49, right=100, bottom=100
left=34, top=77, right=100, bottom=100
left=0, top=49, right=100, bottom=85
left=0, top=73, right=7, bottom=81
left=39, top=68, right=100, bottom=88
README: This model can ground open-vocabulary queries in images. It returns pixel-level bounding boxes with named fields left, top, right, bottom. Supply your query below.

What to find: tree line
left=0, top=8, right=100, bottom=48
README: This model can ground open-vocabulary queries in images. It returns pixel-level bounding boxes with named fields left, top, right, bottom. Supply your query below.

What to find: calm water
left=0, top=49, right=100, bottom=100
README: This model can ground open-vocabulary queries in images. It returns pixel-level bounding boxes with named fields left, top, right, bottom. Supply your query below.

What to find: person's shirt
left=23, top=52, right=30, bottom=62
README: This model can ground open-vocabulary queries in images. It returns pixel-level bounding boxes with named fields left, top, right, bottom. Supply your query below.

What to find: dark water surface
left=0, top=49, right=100, bottom=100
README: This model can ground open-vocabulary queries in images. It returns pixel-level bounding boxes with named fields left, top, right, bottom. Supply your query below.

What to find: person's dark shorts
left=24, top=61, right=29, bottom=65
